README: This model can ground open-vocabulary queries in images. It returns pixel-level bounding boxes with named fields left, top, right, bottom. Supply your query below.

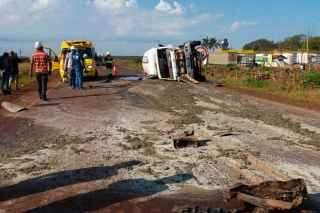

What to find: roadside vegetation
left=112, top=57, right=320, bottom=108
left=243, top=34, right=320, bottom=51
left=204, top=65, right=320, bottom=107
left=114, top=56, right=142, bottom=71
left=18, top=62, right=35, bottom=89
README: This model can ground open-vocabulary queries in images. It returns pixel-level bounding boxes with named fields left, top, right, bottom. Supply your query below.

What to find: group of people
left=29, top=42, right=86, bottom=101
left=1, top=41, right=114, bottom=102
left=0, top=51, right=20, bottom=95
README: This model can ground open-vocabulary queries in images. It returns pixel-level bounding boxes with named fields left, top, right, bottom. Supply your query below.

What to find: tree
left=202, top=37, right=217, bottom=51
left=243, top=34, right=320, bottom=52
left=221, top=38, right=229, bottom=50
left=243, top=39, right=276, bottom=51
left=309, top=37, right=320, bottom=51
left=277, top=34, right=307, bottom=50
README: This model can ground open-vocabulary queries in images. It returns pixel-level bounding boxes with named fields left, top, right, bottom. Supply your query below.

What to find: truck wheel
left=94, top=71, right=99, bottom=79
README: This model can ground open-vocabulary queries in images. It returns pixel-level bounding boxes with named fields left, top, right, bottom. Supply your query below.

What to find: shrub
left=226, top=64, right=238, bottom=71
left=244, top=78, right=269, bottom=88
left=303, top=71, right=320, bottom=87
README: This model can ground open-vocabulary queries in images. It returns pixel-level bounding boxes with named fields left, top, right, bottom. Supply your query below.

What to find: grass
left=303, top=71, right=320, bottom=87
left=18, top=62, right=35, bottom=88
left=204, top=65, right=320, bottom=107
left=244, top=78, right=269, bottom=88
left=115, top=57, right=142, bottom=71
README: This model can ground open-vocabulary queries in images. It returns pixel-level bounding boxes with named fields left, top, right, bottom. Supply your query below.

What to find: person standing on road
left=1, top=52, right=12, bottom=95
left=60, top=49, right=68, bottom=83
left=105, top=52, right=113, bottom=74
left=72, top=48, right=84, bottom=90
left=64, top=47, right=75, bottom=88
left=9, top=51, right=20, bottom=91
left=30, top=41, right=52, bottom=101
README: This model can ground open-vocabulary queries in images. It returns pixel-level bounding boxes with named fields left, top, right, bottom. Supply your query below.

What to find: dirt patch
left=194, top=83, right=320, bottom=149
left=129, top=81, right=213, bottom=128
left=0, top=116, right=90, bottom=163
left=225, top=103, right=320, bottom=149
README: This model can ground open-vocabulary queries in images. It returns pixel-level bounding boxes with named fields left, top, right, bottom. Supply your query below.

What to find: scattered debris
left=213, top=130, right=241, bottom=137
left=1, top=101, right=26, bottom=113
left=173, top=129, right=210, bottom=149
left=184, top=128, right=195, bottom=137
left=173, top=128, right=198, bottom=148
left=182, top=74, right=200, bottom=84
left=173, top=136, right=200, bottom=149
left=229, top=179, right=308, bottom=211
left=215, top=81, right=225, bottom=87
left=174, top=206, right=231, bottom=213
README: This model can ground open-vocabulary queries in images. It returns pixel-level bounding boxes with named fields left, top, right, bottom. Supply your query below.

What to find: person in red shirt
left=30, top=41, right=52, bottom=101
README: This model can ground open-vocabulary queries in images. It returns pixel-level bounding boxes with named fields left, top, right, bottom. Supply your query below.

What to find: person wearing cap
left=30, top=41, right=52, bottom=101
left=104, top=52, right=113, bottom=75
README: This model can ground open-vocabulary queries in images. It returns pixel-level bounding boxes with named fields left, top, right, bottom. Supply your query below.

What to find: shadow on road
left=0, top=160, right=142, bottom=202
left=28, top=173, right=193, bottom=212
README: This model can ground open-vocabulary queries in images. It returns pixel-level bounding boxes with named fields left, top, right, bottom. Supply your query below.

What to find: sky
left=0, top=0, right=319, bottom=56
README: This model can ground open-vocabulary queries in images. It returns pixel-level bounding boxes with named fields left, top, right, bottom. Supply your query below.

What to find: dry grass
left=115, top=57, right=142, bottom=71
left=204, top=65, right=320, bottom=106
left=18, top=62, right=35, bottom=88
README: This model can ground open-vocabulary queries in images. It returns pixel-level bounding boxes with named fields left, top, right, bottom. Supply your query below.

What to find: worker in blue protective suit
left=71, top=47, right=84, bottom=90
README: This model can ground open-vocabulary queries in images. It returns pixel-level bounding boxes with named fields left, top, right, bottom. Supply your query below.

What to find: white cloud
left=229, top=21, right=257, bottom=32
left=155, top=0, right=184, bottom=16
left=31, top=0, right=55, bottom=12
left=0, top=0, right=57, bottom=27
left=0, top=0, right=222, bottom=49
left=90, top=0, right=137, bottom=11
left=86, top=0, right=215, bottom=37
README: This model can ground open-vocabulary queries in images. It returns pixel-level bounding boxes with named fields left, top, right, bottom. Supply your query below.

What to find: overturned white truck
left=142, top=41, right=208, bottom=82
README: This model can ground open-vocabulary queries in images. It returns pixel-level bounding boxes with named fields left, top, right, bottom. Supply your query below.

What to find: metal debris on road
left=229, top=179, right=308, bottom=212
left=1, top=101, right=27, bottom=113
left=173, top=136, right=200, bottom=149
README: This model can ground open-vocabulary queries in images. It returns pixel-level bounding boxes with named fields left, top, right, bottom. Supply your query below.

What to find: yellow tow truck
left=59, top=40, right=98, bottom=81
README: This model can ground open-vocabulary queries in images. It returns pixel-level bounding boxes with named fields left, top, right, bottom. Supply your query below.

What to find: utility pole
left=306, top=28, right=312, bottom=71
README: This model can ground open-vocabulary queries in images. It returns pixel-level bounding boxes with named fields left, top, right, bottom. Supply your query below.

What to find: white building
left=282, top=53, right=297, bottom=65
left=296, top=52, right=310, bottom=64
